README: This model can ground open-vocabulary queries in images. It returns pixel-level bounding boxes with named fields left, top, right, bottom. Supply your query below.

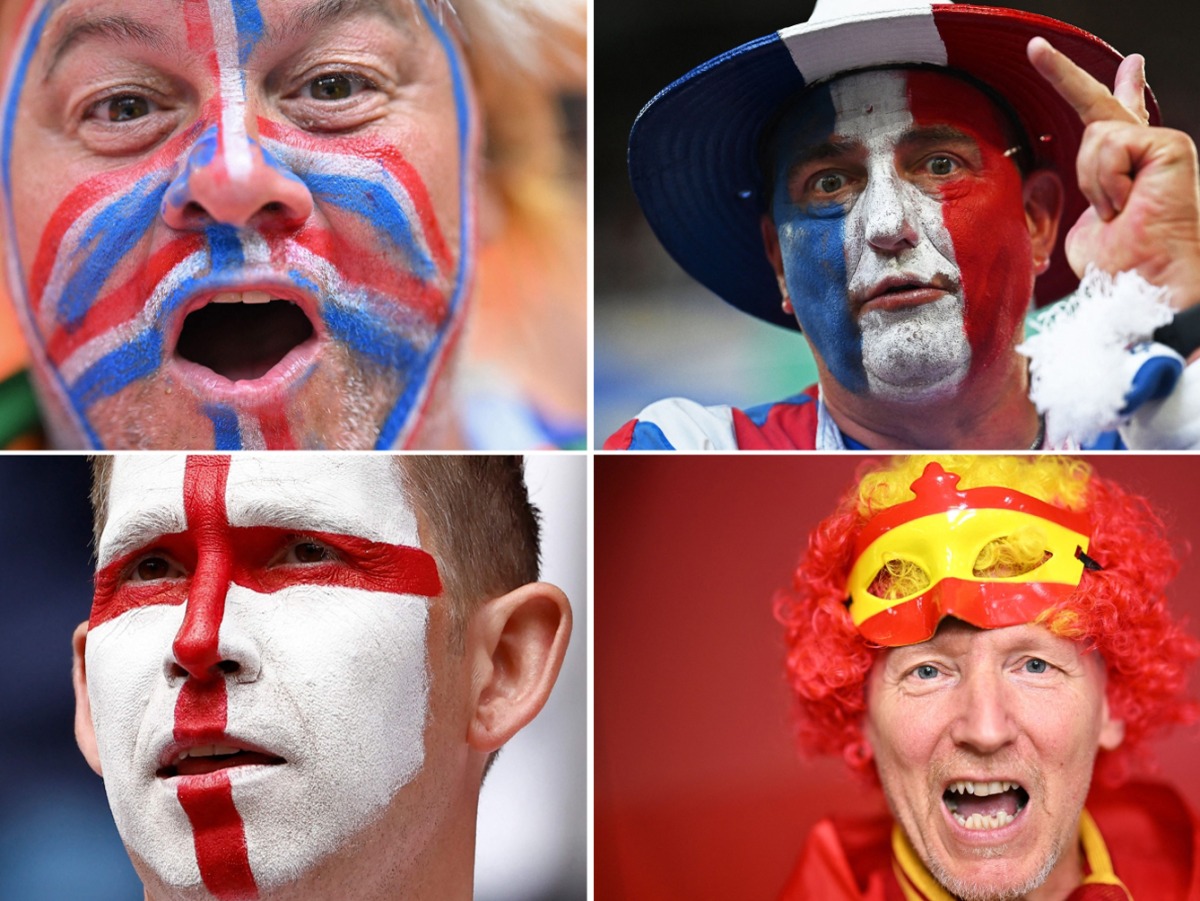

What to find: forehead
left=885, top=620, right=1092, bottom=664
left=771, top=68, right=1013, bottom=156
left=99, top=455, right=420, bottom=566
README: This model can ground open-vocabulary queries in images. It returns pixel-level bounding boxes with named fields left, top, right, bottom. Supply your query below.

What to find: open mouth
left=157, top=743, right=287, bottom=778
left=943, top=780, right=1029, bottom=831
left=175, top=291, right=315, bottom=382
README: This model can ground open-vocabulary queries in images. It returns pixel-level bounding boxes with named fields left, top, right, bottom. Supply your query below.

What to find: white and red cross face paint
left=88, top=454, right=442, bottom=899
left=768, top=69, right=1034, bottom=402
left=0, top=0, right=477, bottom=449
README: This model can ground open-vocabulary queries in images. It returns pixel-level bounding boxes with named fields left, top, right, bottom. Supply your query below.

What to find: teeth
left=947, top=780, right=1020, bottom=797
left=175, top=744, right=241, bottom=761
left=954, top=810, right=1016, bottom=830
left=209, top=291, right=273, bottom=305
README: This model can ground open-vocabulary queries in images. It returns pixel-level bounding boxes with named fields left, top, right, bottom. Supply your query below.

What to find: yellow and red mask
left=846, top=462, right=1094, bottom=647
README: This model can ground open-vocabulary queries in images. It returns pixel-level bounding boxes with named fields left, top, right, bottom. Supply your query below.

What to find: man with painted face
left=73, top=454, right=573, bottom=900
left=0, top=0, right=585, bottom=450
left=775, top=455, right=1200, bottom=899
left=605, top=0, right=1200, bottom=451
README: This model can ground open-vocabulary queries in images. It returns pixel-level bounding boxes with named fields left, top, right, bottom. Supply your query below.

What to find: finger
left=1027, top=36, right=1140, bottom=126
left=1076, top=121, right=1136, bottom=221
left=1112, top=53, right=1150, bottom=126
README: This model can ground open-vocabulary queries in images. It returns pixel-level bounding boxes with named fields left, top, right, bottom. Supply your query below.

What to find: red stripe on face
left=904, top=70, right=1033, bottom=373
left=173, top=455, right=234, bottom=677
left=256, top=407, right=295, bottom=450
left=90, top=503, right=442, bottom=629
left=171, top=456, right=257, bottom=900
left=177, top=772, right=259, bottom=900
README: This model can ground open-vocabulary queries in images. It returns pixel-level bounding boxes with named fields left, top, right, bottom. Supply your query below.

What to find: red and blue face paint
left=768, top=69, right=1032, bottom=401
left=0, top=0, right=476, bottom=449
left=87, top=454, right=442, bottom=897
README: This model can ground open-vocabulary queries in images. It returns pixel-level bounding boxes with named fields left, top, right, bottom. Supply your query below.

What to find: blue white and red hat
left=628, top=0, right=1160, bottom=329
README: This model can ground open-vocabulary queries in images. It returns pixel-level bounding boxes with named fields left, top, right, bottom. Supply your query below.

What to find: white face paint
left=832, top=71, right=970, bottom=400
left=88, top=454, right=433, bottom=896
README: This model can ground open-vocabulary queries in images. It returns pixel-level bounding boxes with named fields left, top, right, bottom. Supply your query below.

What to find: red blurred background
left=595, top=455, right=1200, bottom=900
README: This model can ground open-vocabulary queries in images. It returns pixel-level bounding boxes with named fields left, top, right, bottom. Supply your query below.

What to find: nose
left=947, top=668, right=1019, bottom=754
left=859, top=167, right=920, bottom=254
left=162, top=128, right=314, bottom=231
left=169, top=562, right=260, bottom=684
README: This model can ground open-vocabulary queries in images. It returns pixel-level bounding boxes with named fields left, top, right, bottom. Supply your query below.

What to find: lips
left=857, top=274, right=957, bottom=314
left=157, top=737, right=286, bottom=780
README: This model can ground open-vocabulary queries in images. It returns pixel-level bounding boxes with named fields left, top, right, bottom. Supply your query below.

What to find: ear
left=1098, top=694, right=1125, bottom=752
left=761, top=214, right=784, bottom=278
left=72, top=621, right=103, bottom=776
left=465, top=582, right=572, bottom=753
left=1022, top=169, right=1063, bottom=276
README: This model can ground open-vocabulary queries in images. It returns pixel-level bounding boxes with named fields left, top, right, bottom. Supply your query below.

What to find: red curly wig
left=774, top=455, right=1200, bottom=786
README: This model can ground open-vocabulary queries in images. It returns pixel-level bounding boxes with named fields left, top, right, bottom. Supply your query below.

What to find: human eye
left=280, top=65, right=386, bottom=132
left=92, top=93, right=157, bottom=122
left=77, top=85, right=179, bottom=155
left=1021, top=657, right=1050, bottom=675
left=923, top=154, right=960, bottom=177
left=909, top=663, right=942, bottom=681
left=271, top=537, right=338, bottom=566
left=126, top=552, right=185, bottom=582
left=307, top=71, right=374, bottom=101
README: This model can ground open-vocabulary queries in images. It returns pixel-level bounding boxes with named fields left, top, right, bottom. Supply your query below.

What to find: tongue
left=175, top=751, right=280, bottom=776
left=955, top=789, right=1021, bottom=819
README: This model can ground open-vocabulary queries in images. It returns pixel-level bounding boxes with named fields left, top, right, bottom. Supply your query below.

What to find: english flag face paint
left=88, top=454, right=441, bottom=898
left=1, top=0, right=476, bottom=449
left=769, top=69, right=1033, bottom=401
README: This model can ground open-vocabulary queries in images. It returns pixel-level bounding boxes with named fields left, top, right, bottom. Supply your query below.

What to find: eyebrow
left=43, top=14, right=170, bottom=80
left=896, top=125, right=977, bottom=148
left=43, top=0, right=408, bottom=82
left=270, top=0, right=410, bottom=44
left=787, top=139, right=862, bottom=170
left=99, top=505, right=187, bottom=567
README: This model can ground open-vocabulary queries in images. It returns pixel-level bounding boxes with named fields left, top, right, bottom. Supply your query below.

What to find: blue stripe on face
left=205, top=403, right=242, bottom=449
left=58, top=175, right=170, bottom=330
left=374, top=0, right=471, bottom=449
left=304, top=172, right=437, bottom=280
left=68, top=328, right=162, bottom=409
left=769, top=84, right=867, bottom=393
left=2, top=1, right=60, bottom=197
left=229, top=0, right=265, bottom=66
left=206, top=224, right=244, bottom=271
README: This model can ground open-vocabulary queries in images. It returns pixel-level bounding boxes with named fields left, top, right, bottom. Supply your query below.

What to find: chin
left=928, top=853, right=1058, bottom=901
left=47, top=353, right=423, bottom=450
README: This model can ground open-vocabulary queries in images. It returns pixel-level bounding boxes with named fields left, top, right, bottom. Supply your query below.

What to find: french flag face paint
left=769, top=69, right=1033, bottom=402
left=0, top=0, right=477, bottom=449
left=88, top=454, right=442, bottom=898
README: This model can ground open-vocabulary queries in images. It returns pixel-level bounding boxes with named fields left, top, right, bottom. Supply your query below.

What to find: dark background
left=594, top=1, right=1200, bottom=439
left=595, top=455, right=1200, bottom=900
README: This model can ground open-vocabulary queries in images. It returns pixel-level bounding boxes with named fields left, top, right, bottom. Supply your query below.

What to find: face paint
left=1, top=0, right=476, bottom=449
left=88, top=455, right=441, bottom=898
left=846, top=462, right=1091, bottom=647
left=770, top=69, right=1032, bottom=401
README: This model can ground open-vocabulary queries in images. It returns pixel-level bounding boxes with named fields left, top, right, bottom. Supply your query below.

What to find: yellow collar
left=891, top=809, right=1132, bottom=900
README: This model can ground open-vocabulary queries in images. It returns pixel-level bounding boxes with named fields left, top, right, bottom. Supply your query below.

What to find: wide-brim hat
left=628, top=0, right=1160, bottom=330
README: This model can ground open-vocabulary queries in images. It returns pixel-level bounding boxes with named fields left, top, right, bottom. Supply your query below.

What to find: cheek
left=939, top=172, right=1032, bottom=367
left=235, top=586, right=431, bottom=794
left=776, top=211, right=867, bottom=392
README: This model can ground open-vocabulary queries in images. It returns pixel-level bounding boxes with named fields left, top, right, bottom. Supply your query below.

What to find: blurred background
left=594, top=0, right=1200, bottom=442
left=595, top=454, right=1200, bottom=899
left=0, top=453, right=586, bottom=901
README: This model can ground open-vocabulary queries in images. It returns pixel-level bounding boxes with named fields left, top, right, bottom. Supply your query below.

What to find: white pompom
left=1018, top=266, right=1174, bottom=447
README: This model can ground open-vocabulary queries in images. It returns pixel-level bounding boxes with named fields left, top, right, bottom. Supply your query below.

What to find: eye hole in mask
left=972, top=526, right=1052, bottom=578
left=867, top=559, right=932, bottom=600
